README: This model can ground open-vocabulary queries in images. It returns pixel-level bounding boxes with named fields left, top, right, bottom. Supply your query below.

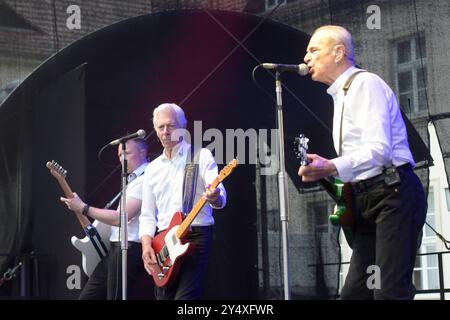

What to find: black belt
left=191, top=225, right=214, bottom=232
left=110, top=241, right=141, bottom=247
left=155, top=225, right=213, bottom=236
left=351, top=163, right=412, bottom=193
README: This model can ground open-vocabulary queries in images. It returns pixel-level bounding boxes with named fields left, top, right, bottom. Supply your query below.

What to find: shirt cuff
left=331, top=156, right=353, bottom=183
left=139, top=225, right=156, bottom=239
left=210, top=192, right=226, bottom=209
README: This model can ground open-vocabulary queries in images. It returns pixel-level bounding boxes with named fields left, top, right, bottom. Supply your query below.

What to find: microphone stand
left=274, top=71, right=291, bottom=300
left=119, top=142, right=128, bottom=300
left=105, top=191, right=121, bottom=209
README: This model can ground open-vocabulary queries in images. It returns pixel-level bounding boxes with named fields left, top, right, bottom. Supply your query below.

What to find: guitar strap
left=182, top=145, right=201, bottom=216
left=84, top=225, right=108, bottom=259
left=338, top=70, right=366, bottom=156
left=337, top=70, right=367, bottom=247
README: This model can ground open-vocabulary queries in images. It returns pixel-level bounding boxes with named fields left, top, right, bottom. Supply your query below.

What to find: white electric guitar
left=46, top=160, right=111, bottom=277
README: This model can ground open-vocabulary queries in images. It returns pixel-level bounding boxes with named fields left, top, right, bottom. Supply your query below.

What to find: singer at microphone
left=109, top=129, right=146, bottom=146
left=261, top=63, right=309, bottom=75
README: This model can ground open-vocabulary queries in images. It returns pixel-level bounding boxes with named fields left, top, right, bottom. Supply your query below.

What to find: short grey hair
left=313, top=25, right=355, bottom=64
left=152, top=103, right=187, bottom=129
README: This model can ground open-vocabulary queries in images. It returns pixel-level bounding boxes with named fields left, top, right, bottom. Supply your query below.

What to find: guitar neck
left=295, top=135, right=343, bottom=204
left=176, top=178, right=220, bottom=239
left=57, top=178, right=91, bottom=229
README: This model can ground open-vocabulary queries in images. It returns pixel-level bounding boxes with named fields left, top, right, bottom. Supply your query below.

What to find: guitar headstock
left=218, top=159, right=238, bottom=182
left=46, top=160, right=68, bottom=180
left=293, top=134, right=309, bottom=166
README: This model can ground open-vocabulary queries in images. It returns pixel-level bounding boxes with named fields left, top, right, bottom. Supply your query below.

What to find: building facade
left=1, top=0, right=449, bottom=299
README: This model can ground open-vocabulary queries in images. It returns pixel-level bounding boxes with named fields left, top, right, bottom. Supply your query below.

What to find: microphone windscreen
left=299, top=63, right=309, bottom=76
left=137, top=129, right=146, bottom=138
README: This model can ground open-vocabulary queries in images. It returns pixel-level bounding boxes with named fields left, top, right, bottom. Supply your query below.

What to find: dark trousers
left=154, top=226, right=213, bottom=300
left=341, top=166, right=426, bottom=300
left=79, top=241, right=153, bottom=300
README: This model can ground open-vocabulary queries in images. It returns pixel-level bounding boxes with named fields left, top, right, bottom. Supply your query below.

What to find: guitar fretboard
left=176, top=177, right=220, bottom=239
left=54, top=175, right=91, bottom=229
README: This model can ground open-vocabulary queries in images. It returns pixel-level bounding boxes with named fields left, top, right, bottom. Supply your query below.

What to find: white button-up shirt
left=139, top=141, right=226, bottom=238
left=110, top=162, right=148, bottom=242
left=329, top=66, right=415, bottom=182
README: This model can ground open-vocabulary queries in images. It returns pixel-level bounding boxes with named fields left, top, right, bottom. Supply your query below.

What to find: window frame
left=394, top=35, right=428, bottom=118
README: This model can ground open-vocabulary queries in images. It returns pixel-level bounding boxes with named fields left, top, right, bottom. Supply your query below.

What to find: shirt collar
left=131, top=162, right=148, bottom=177
left=326, top=66, right=359, bottom=97
left=161, top=140, right=189, bottom=161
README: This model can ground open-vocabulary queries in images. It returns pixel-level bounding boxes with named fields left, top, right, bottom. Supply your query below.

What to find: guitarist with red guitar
left=297, top=26, right=426, bottom=300
left=139, top=103, right=231, bottom=300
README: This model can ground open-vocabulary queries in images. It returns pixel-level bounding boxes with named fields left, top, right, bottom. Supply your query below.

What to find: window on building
left=445, top=188, right=450, bottom=212
left=413, top=186, right=440, bottom=291
left=267, top=209, right=280, bottom=231
left=265, top=0, right=287, bottom=11
left=307, top=200, right=334, bottom=233
left=395, top=36, right=427, bottom=117
left=414, top=244, right=439, bottom=291
left=424, top=187, right=436, bottom=238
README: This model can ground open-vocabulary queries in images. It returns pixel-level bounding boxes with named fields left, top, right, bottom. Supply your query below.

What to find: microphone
left=261, top=63, right=309, bottom=75
left=109, top=129, right=146, bottom=146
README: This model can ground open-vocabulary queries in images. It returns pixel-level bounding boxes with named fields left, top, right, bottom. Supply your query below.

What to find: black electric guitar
left=294, top=134, right=355, bottom=247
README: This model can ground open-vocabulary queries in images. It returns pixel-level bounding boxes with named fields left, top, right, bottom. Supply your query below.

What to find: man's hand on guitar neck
left=141, top=235, right=158, bottom=276
left=202, top=184, right=222, bottom=207
left=298, top=153, right=338, bottom=182
left=60, top=192, right=86, bottom=214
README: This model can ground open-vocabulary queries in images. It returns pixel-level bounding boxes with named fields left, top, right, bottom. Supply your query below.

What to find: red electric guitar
left=151, top=158, right=238, bottom=288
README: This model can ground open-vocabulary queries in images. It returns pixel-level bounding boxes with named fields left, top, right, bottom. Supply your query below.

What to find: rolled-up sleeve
left=139, top=167, right=157, bottom=238
left=200, top=149, right=227, bottom=209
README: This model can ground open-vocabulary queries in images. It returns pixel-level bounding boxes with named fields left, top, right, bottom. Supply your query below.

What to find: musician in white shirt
left=139, top=103, right=226, bottom=300
left=61, top=138, right=152, bottom=300
left=298, top=25, right=426, bottom=299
